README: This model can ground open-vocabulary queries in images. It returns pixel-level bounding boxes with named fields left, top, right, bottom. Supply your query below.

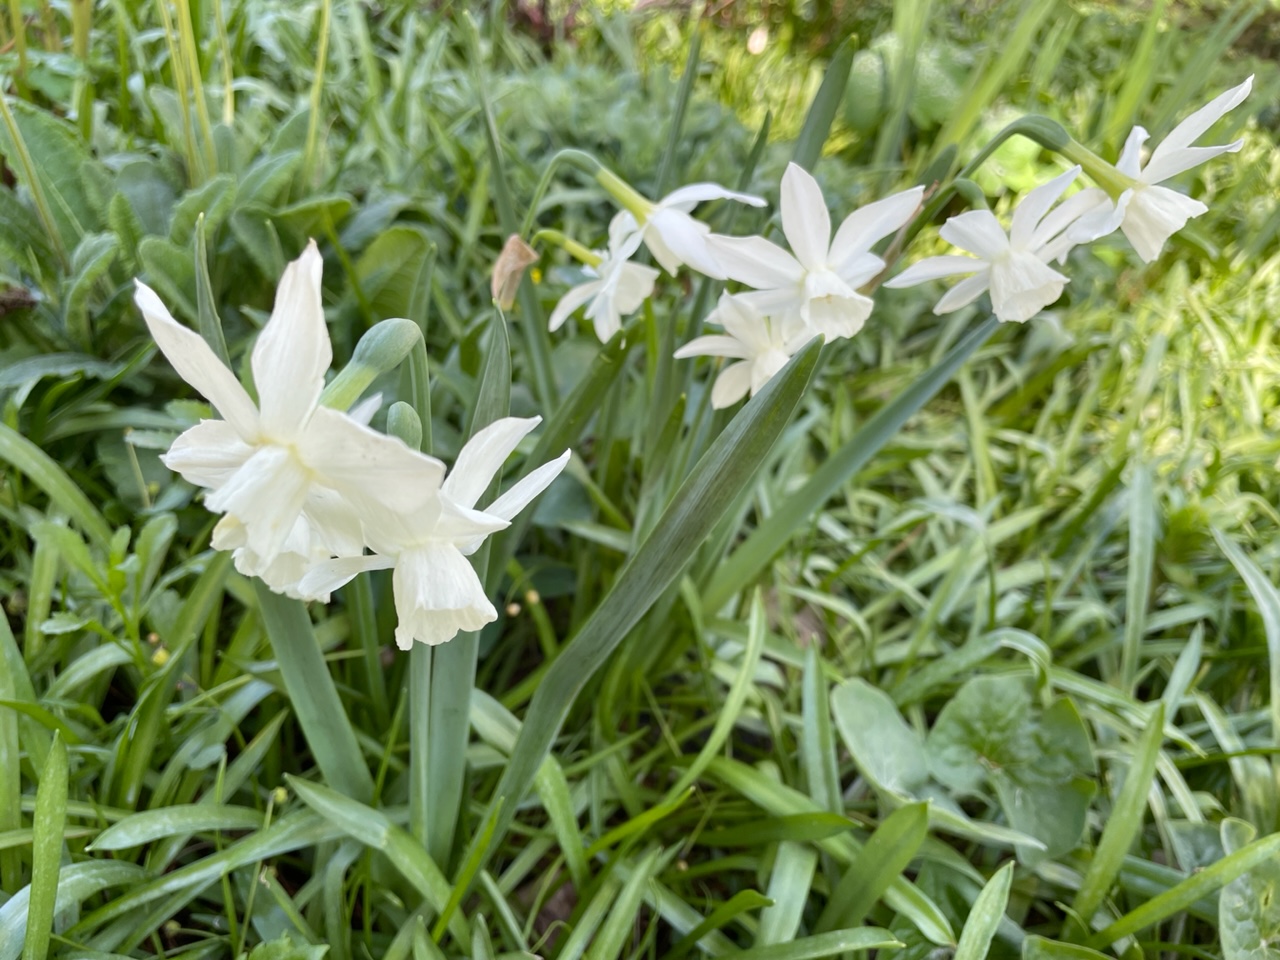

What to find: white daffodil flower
left=674, top=293, right=810, bottom=409
left=608, top=182, right=766, bottom=280
left=297, top=417, right=570, bottom=649
left=707, top=163, right=923, bottom=342
left=1069, top=76, right=1252, bottom=262
left=136, top=240, right=447, bottom=574
left=884, top=167, right=1091, bottom=324
left=548, top=249, right=659, bottom=342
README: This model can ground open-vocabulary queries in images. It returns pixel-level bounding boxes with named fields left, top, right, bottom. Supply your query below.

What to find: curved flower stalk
left=548, top=226, right=660, bottom=342
left=137, top=240, right=447, bottom=576
left=674, top=293, right=810, bottom=408
left=298, top=417, right=570, bottom=649
left=1068, top=76, right=1253, bottom=262
left=885, top=166, right=1093, bottom=323
left=707, top=163, right=924, bottom=341
left=603, top=177, right=767, bottom=279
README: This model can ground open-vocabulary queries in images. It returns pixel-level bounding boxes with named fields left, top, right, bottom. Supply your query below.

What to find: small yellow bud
left=505, top=602, right=522, bottom=617
left=151, top=647, right=170, bottom=666
left=272, top=786, right=289, bottom=805
left=525, top=589, right=541, bottom=606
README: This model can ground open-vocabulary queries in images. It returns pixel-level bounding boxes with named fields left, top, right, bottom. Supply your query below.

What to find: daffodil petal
left=1145, top=75, right=1252, bottom=170
left=252, top=240, right=332, bottom=441
left=659, top=183, right=767, bottom=213
left=884, top=255, right=983, bottom=287
left=300, top=405, right=446, bottom=512
left=939, top=210, right=1009, bottom=260
left=484, top=449, right=570, bottom=524
left=134, top=281, right=260, bottom=441
left=780, top=163, right=832, bottom=271
left=828, top=186, right=924, bottom=276
left=443, top=416, right=541, bottom=510
left=162, top=419, right=253, bottom=489
left=1009, top=167, right=1079, bottom=249
left=705, top=234, right=805, bottom=289
left=933, top=271, right=992, bottom=315
left=710, top=361, right=754, bottom=409
left=392, top=544, right=496, bottom=649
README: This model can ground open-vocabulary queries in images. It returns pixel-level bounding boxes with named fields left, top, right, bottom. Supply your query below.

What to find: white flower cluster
left=548, top=77, right=1252, bottom=408
left=137, top=241, right=569, bottom=650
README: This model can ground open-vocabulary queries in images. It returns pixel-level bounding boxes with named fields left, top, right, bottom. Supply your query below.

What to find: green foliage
left=1, top=0, right=1278, bottom=958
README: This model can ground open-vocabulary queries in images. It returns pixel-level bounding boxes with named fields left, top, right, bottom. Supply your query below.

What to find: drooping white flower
left=137, top=240, right=446, bottom=575
left=884, top=167, right=1092, bottom=323
left=548, top=247, right=659, bottom=342
left=674, top=293, right=810, bottom=408
left=707, top=163, right=924, bottom=341
left=297, top=417, right=570, bottom=649
left=609, top=182, right=766, bottom=280
left=1069, top=76, right=1253, bottom=262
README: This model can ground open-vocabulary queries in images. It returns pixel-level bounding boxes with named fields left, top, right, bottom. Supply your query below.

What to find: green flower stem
left=596, top=167, right=655, bottom=220
left=518, top=148, right=603, bottom=238
left=1060, top=137, right=1139, bottom=198
left=531, top=229, right=602, bottom=268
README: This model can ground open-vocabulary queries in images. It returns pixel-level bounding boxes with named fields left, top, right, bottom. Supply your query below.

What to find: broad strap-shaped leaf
left=459, top=338, right=822, bottom=885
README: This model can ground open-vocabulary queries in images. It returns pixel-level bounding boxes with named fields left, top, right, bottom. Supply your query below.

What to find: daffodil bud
left=386, top=401, right=423, bottom=451
left=321, top=317, right=423, bottom=411
left=491, top=235, right=539, bottom=310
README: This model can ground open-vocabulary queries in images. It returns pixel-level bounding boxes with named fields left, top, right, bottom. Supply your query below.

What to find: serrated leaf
left=0, top=100, right=97, bottom=253
left=63, top=232, right=119, bottom=346
left=170, top=174, right=238, bottom=245
left=138, top=236, right=196, bottom=321
left=115, top=159, right=179, bottom=238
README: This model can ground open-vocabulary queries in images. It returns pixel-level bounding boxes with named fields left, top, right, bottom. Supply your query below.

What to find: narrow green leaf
left=816, top=803, right=928, bottom=933
left=584, top=847, right=663, bottom=960
left=703, top=318, right=998, bottom=611
left=667, top=590, right=767, bottom=799
left=255, top=584, right=374, bottom=803
left=697, top=813, right=855, bottom=848
left=1214, top=529, right=1280, bottom=749
left=24, top=733, right=67, bottom=960
left=668, top=890, right=773, bottom=960
left=954, top=863, right=1014, bottom=960
left=802, top=645, right=841, bottom=814
left=1089, top=830, right=1280, bottom=948
left=90, top=806, right=264, bottom=851
left=792, top=37, right=855, bottom=171
left=285, top=776, right=470, bottom=945
left=727, top=928, right=902, bottom=960
left=1070, top=702, right=1165, bottom=934
left=707, top=757, right=954, bottom=944
left=0, top=423, right=113, bottom=547
left=1120, top=463, right=1155, bottom=692
left=758, top=842, right=819, bottom=946
left=193, top=214, right=230, bottom=366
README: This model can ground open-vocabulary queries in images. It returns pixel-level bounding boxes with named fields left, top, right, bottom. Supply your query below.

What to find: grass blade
left=816, top=803, right=928, bottom=933
left=23, top=733, right=67, bottom=960
left=0, top=423, right=113, bottom=548
left=954, top=863, right=1014, bottom=960
left=1069, top=702, right=1165, bottom=936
